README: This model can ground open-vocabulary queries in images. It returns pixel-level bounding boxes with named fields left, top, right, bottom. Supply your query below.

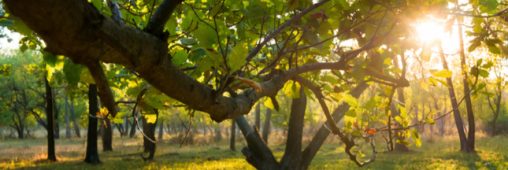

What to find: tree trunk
left=123, top=116, right=129, bottom=137
left=300, top=82, right=368, bottom=169
left=129, top=116, right=138, bottom=138
left=393, top=88, right=409, bottom=152
left=142, top=109, right=158, bottom=160
left=230, top=120, right=236, bottom=151
left=45, top=77, right=57, bottom=161
left=236, top=116, right=280, bottom=169
left=281, top=88, right=306, bottom=170
left=262, top=108, right=272, bottom=143
left=214, top=126, right=222, bottom=142
left=457, top=16, right=475, bottom=153
left=254, top=103, right=261, bottom=130
left=158, top=120, right=164, bottom=140
left=64, top=94, right=71, bottom=138
left=70, top=96, right=81, bottom=138
left=84, top=84, right=100, bottom=164
left=53, top=92, right=60, bottom=139
left=439, top=46, right=469, bottom=152
left=102, top=118, right=113, bottom=151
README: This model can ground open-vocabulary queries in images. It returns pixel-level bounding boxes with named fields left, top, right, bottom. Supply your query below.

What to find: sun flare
left=413, top=16, right=460, bottom=54
left=413, top=17, right=446, bottom=44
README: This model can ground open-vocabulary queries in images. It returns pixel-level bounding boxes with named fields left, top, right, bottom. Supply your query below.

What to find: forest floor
left=0, top=134, right=507, bottom=169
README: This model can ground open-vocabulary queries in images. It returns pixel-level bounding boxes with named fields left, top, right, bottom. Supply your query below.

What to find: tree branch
left=144, top=0, right=184, bottom=36
left=244, top=0, right=331, bottom=63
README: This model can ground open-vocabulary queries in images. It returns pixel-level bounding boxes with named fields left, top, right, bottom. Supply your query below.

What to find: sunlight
left=413, top=15, right=460, bottom=54
left=414, top=17, right=446, bottom=44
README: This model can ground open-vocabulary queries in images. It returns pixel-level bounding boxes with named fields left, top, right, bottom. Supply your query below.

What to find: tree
left=229, top=120, right=236, bottom=151
left=44, top=74, right=57, bottom=161
left=142, top=109, right=158, bottom=161
left=9, top=0, right=504, bottom=168
left=84, top=84, right=100, bottom=164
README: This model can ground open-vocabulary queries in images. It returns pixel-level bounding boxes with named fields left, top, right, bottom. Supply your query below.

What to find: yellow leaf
left=97, top=107, right=109, bottom=118
left=263, top=97, right=275, bottom=110
left=144, top=114, right=157, bottom=124
left=432, top=69, right=452, bottom=78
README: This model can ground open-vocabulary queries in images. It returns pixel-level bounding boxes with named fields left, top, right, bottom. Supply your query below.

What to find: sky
left=0, top=28, right=21, bottom=52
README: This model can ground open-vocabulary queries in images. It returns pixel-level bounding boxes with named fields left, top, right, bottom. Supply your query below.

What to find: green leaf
left=227, top=44, right=248, bottom=72
left=432, top=69, right=452, bottom=78
left=194, top=25, right=217, bottom=48
left=478, top=69, right=489, bottom=77
left=180, top=38, right=197, bottom=45
left=480, top=0, right=498, bottom=13
left=342, top=93, right=358, bottom=107
left=488, top=45, right=501, bottom=54
left=63, top=59, right=83, bottom=86
left=172, top=51, right=188, bottom=66
left=43, top=51, right=58, bottom=66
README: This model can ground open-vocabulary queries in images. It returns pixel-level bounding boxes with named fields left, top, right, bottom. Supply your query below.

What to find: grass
left=1, top=135, right=507, bottom=169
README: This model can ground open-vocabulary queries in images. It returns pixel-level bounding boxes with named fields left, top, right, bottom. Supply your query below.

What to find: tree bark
left=439, top=46, right=469, bottom=152
left=65, top=94, right=72, bottom=138
left=236, top=116, right=280, bottom=169
left=300, top=82, right=368, bottom=169
left=45, top=76, right=57, bottom=161
left=254, top=103, right=261, bottom=130
left=281, top=88, right=306, bottom=170
left=456, top=16, right=475, bottom=153
left=393, top=88, right=409, bottom=152
left=230, top=120, right=236, bottom=151
left=84, top=84, right=100, bottom=164
left=129, top=116, right=138, bottom=138
left=2, top=0, right=353, bottom=123
left=70, top=96, right=81, bottom=138
left=158, top=120, right=164, bottom=140
left=142, top=109, right=158, bottom=160
left=102, top=118, right=113, bottom=151
left=262, top=108, right=272, bottom=143
left=53, top=92, right=60, bottom=139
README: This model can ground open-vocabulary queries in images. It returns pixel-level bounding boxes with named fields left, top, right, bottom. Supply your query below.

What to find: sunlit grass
left=1, top=135, right=507, bottom=169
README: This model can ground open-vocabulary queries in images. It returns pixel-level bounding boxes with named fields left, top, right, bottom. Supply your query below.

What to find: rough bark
left=84, top=84, right=100, bottom=164
left=45, top=76, right=57, bottom=161
left=3, top=0, right=351, bottom=122
left=236, top=116, right=280, bottom=169
left=281, top=88, right=306, bottom=170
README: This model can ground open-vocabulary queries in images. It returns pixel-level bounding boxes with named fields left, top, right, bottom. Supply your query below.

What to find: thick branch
left=86, top=61, right=118, bottom=117
left=3, top=0, right=354, bottom=122
left=144, top=0, right=184, bottom=36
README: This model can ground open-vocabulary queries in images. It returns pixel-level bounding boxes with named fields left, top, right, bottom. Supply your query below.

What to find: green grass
left=1, top=135, right=508, bottom=169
